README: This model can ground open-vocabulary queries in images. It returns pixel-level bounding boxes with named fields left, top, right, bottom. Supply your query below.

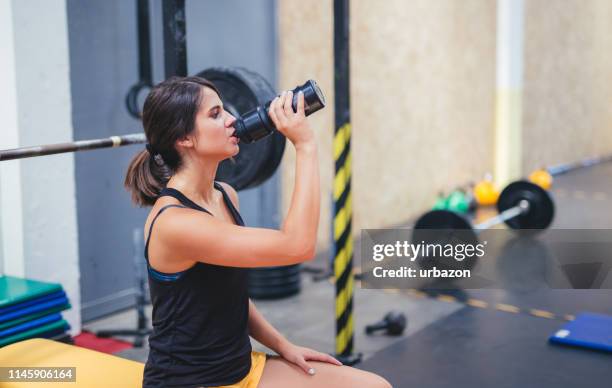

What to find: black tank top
left=142, top=183, right=252, bottom=388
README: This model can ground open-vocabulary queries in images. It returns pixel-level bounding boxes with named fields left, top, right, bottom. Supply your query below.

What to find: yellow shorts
left=214, top=351, right=267, bottom=388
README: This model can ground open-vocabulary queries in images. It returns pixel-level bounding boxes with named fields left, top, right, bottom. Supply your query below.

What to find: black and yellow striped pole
left=333, top=0, right=361, bottom=365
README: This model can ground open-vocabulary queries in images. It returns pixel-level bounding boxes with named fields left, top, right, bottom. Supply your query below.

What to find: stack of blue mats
left=0, top=275, right=72, bottom=347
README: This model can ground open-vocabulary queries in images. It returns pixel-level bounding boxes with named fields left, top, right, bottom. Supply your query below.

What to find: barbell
left=0, top=134, right=147, bottom=161
left=415, top=180, right=555, bottom=235
left=412, top=180, right=555, bottom=272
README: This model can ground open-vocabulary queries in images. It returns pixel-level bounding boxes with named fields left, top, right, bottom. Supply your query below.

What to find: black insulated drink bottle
left=232, top=79, right=326, bottom=143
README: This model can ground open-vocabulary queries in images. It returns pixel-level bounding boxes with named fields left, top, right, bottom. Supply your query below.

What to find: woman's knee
left=345, top=367, right=391, bottom=388
left=364, top=371, right=392, bottom=388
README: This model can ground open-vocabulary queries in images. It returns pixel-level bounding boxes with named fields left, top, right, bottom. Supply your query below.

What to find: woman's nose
left=225, top=111, right=236, bottom=127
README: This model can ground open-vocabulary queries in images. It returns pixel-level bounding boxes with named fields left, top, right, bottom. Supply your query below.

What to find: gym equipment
left=473, top=178, right=500, bottom=206
left=0, top=290, right=65, bottom=316
left=0, top=134, right=146, bottom=161
left=125, top=0, right=153, bottom=119
left=198, top=67, right=287, bottom=190
left=528, top=169, right=553, bottom=190
left=248, top=265, right=301, bottom=300
left=413, top=180, right=554, bottom=273
left=0, top=276, right=72, bottom=347
left=365, top=311, right=407, bottom=336
left=0, top=295, right=69, bottom=324
left=232, top=79, right=326, bottom=144
left=415, top=180, right=555, bottom=237
left=0, top=313, right=62, bottom=339
left=0, top=338, right=144, bottom=387
left=0, top=319, right=70, bottom=347
left=445, top=190, right=470, bottom=213
left=549, top=312, right=612, bottom=353
left=0, top=304, right=71, bottom=331
left=432, top=192, right=448, bottom=211
left=0, top=276, right=62, bottom=305
left=547, top=154, right=612, bottom=176
left=432, top=187, right=476, bottom=214
left=162, top=0, right=187, bottom=79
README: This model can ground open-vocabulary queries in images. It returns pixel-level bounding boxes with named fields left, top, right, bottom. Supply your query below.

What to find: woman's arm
left=248, top=299, right=342, bottom=375
left=248, top=299, right=290, bottom=354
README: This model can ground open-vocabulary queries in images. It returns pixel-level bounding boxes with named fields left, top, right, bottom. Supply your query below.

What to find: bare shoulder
left=144, top=196, right=187, bottom=237
left=146, top=196, right=216, bottom=243
left=217, top=181, right=240, bottom=210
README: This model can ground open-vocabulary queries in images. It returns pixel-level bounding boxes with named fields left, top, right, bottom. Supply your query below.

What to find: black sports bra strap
left=159, top=184, right=244, bottom=226
left=214, top=182, right=244, bottom=226
left=145, top=204, right=186, bottom=261
left=159, top=187, right=212, bottom=214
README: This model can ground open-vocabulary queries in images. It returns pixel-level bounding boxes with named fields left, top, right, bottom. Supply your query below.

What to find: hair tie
left=145, top=143, right=165, bottom=166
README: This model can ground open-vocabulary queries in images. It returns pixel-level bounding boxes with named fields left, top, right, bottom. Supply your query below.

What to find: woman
left=125, top=76, right=391, bottom=388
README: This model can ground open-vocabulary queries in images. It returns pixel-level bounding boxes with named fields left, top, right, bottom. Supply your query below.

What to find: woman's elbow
left=299, top=244, right=316, bottom=262
left=288, top=240, right=316, bottom=263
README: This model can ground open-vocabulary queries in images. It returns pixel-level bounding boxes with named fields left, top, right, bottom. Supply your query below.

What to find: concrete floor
left=84, top=161, right=612, bottom=366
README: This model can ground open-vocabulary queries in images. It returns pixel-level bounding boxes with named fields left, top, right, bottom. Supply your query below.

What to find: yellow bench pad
left=0, top=338, right=144, bottom=387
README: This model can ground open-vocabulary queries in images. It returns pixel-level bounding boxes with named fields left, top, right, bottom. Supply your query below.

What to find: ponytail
left=124, top=148, right=172, bottom=207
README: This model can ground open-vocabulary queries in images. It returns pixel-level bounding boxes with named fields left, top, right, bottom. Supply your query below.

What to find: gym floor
left=85, top=162, right=612, bottom=386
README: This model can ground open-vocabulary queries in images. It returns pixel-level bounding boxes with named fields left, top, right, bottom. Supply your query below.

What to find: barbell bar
left=0, top=133, right=146, bottom=162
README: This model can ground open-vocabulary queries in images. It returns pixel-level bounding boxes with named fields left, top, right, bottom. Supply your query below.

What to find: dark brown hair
left=124, top=76, right=220, bottom=207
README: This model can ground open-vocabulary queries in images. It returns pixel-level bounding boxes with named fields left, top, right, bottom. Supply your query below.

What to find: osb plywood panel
left=278, top=0, right=495, bottom=250
left=523, top=0, right=612, bottom=172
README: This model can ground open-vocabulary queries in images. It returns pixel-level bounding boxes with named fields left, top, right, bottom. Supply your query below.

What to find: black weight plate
left=412, top=210, right=479, bottom=272
left=249, top=282, right=301, bottom=300
left=249, top=265, right=301, bottom=280
left=497, top=180, right=554, bottom=230
left=248, top=273, right=301, bottom=287
left=249, top=272, right=301, bottom=283
left=197, top=67, right=286, bottom=190
left=413, top=210, right=474, bottom=231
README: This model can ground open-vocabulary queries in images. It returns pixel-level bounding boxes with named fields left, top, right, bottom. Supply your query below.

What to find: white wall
left=0, top=0, right=23, bottom=277
left=0, top=0, right=81, bottom=334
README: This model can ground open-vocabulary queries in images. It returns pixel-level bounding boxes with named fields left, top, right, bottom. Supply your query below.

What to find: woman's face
left=187, top=86, right=239, bottom=160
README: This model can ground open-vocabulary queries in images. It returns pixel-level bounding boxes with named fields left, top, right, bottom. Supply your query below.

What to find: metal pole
left=547, top=154, right=612, bottom=177
left=137, top=0, right=153, bottom=85
left=126, top=0, right=154, bottom=119
left=333, top=0, right=361, bottom=365
left=162, top=0, right=187, bottom=78
left=473, top=200, right=529, bottom=231
left=0, top=134, right=146, bottom=161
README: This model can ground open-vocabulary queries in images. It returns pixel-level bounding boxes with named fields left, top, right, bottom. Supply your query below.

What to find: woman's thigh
left=257, top=356, right=391, bottom=388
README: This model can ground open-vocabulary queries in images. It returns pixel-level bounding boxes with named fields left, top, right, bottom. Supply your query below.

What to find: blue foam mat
left=0, top=290, right=66, bottom=315
left=0, top=296, right=69, bottom=324
left=549, top=312, right=612, bottom=353
left=0, top=313, right=62, bottom=338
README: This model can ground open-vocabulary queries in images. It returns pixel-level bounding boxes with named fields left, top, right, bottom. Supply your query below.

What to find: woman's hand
left=278, top=341, right=343, bottom=375
left=269, top=90, right=315, bottom=147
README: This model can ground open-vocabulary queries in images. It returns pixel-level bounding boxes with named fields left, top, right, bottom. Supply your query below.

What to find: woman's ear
left=175, top=136, right=194, bottom=150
